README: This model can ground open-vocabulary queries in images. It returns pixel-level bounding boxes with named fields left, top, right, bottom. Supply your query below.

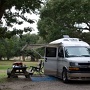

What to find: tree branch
left=0, top=0, right=6, bottom=19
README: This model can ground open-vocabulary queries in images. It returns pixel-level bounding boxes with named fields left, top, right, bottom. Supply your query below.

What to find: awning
left=21, top=44, right=60, bottom=51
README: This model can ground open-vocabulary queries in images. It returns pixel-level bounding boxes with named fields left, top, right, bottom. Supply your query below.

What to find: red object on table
left=13, top=62, right=23, bottom=67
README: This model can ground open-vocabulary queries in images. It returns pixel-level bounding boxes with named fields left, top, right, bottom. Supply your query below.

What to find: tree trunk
left=22, top=55, right=25, bottom=61
left=0, top=1, right=6, bottom=19
left=36, top=58, right=39, bottom=62
left=7, top=56, right=10, bottom=60
left=0, top=55, right=2, bottom=60
left=31, top=56, right=35, bottom=61
left=7, top=58, right=9, bottom=60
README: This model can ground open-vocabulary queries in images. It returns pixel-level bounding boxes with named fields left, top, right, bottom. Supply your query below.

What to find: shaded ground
left=1, top=76, right=90, bottom=90
left=0, top=76, right=60, bottom=90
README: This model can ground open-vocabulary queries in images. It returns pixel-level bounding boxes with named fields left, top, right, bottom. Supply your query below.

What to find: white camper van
left=44, top=36, right=90, bottom=83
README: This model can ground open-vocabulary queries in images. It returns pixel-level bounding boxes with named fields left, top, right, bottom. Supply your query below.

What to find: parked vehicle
left=44, top=35, right=90, bottom=83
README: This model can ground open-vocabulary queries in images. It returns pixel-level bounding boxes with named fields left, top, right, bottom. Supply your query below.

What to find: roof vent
left=63, top=39, right=69, bottom=41
left=63, top=35, right=70, bottom=38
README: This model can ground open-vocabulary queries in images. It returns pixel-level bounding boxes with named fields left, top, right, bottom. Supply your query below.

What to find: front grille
left=78, top=63, right=90, bottom=72
left=79, top=68, right=90, bottom=71
left=78, top=63, right=90, bottom=65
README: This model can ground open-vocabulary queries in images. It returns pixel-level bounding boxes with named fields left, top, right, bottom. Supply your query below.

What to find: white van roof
left=49, top=38, right=89, bottom=47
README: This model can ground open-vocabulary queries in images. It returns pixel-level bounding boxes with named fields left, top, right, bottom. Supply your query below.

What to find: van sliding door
left=44, top=47, right=58, bottom=76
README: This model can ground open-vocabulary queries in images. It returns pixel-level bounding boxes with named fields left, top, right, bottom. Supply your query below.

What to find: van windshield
left=65, top=46, right=90, bottom=57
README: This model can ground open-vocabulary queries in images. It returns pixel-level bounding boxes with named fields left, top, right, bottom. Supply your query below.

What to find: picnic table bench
left=7, top=62, right=33, bottom=78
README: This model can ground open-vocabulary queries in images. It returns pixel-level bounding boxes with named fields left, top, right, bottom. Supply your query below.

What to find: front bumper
left=67, top=72, right=90, bottom=80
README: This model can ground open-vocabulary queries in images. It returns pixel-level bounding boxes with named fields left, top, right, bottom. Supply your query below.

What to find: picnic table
left=7, top=62, right=33, bottom=78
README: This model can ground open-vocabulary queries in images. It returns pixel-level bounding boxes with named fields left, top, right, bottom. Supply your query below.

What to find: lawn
left=0, top=60, right=38, bottom=83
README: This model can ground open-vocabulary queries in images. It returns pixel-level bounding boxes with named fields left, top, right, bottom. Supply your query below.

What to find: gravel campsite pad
left=1, top=76, right=90, bottom=90
left=0, top=76, right=60, bottom=90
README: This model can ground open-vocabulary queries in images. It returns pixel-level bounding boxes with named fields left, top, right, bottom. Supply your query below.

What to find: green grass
left=0, top=60, right=38, bottom=83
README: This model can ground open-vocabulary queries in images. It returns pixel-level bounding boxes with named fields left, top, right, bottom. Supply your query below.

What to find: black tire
left=62, top=69, right=68, bottom=83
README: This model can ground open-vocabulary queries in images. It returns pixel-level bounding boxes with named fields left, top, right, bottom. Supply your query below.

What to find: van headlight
left=69, top=62, right=78, bottom=66
left=69, top=62, right=79, bottom=71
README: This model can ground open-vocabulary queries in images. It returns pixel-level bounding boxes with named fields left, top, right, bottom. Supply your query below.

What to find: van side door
left=44, top=47, right=58, bottom=76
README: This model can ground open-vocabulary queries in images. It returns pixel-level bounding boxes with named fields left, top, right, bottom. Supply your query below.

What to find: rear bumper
left=67, top=72, right=90, bottom=80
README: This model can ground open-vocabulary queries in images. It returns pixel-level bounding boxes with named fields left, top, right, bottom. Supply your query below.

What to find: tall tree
left=0, top=36, right=20, bottom=60
left=0, top=0, right=43, bottom=38
left=38, top=0, right=90, bottom=42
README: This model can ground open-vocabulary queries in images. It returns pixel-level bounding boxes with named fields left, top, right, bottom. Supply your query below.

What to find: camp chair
left=30, top=60, right=44, bottom=75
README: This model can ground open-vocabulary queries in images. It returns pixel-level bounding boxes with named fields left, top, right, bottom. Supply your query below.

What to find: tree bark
left=31, top=56, right=35, bottom=61
left=0, top=55, right=2, bottom=60
left=22, top=55, right=25, bottom=61
left=0, top=0, right=6, bottom=19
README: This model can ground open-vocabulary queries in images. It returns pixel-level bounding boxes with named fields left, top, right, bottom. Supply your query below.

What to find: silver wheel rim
left=63, top=71, right=66, bottom=81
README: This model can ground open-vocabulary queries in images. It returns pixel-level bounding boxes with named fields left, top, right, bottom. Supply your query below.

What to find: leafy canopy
left=0, top=0, right=43, bottom=38
left=38, top=0, right=90, bottom=42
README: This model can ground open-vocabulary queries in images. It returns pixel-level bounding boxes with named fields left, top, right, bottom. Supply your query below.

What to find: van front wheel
left=62, top=69, right=68, bottom=83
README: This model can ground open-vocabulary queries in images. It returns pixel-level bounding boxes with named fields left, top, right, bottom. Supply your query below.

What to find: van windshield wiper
left=80, top=55, right=90, bottom=57
left=68, top=55, right=79, bottom=57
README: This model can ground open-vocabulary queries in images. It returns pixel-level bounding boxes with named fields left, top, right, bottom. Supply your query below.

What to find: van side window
left=58, top=47, right=64, bottom=57
left=46, top=47, right=56, bottom=57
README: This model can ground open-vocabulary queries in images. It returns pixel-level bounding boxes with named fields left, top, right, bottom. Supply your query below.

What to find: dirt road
left=1, top=77, right=90, bottom=90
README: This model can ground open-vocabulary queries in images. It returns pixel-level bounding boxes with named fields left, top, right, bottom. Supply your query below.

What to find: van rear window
left=46, top=47, right=56, bottom=57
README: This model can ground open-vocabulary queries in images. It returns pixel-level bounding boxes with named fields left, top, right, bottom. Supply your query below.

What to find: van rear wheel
left=62, top=69, right=68, bottom=83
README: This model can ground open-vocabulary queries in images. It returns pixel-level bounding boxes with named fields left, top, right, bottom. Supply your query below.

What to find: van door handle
left=45, top=58, right=47, bottom=62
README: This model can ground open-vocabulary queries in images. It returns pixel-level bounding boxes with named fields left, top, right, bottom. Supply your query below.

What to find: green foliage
left=79, top=32, right=90, bottom=44
left=38, top=0, right=90, bottom=42
left=0, top=36, right=20, bottom=60
left=0, top=0, right=43, bottom=38
left=21, top=34, right=39, bottom=44
left=0, top=33, right=45, bottom=60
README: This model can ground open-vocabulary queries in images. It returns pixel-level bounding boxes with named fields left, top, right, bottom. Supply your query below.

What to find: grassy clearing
left=0, top=60, right=38, bottom=83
